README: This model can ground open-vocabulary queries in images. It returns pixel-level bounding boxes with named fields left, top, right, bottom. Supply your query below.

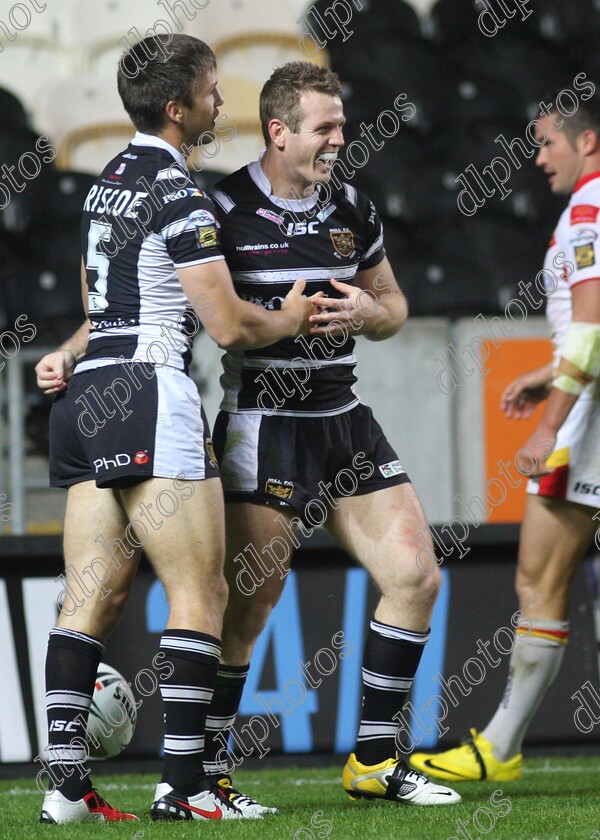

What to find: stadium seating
left=24, top=170, right=96, bottom=269
left=444, top=119, right=525, bottom=171
left=0, top=129, right=55, bottom=235
left=208, top=73, right=262, bottom=137
left=381, top=162, right=461, bottom=225
left=337, top=40, right=450, bottom=136
left=531, top=0, right=572, bottom=43
left=427, top=0, right=489, bottom=42
left=410, top=215, right=550, bottom=314
left=280, top=0, right=312, bottom=13
left=447, top=76, right=525, bottom=127
left=195, top=0, right=302, bottom=43
left=0, top=165, right=94, bottom=318
left=0, top=40, right=69, bottom=111
left=394, top=255, right=499, bottom=318
left=188, top=128, right=265, bottom=178
left=308, top=0, right=422, bottom=50
left=2, top=168, right=86, bottom=340
left=31, top=77, right=133, bottom=173
left=5, top=259, right=82, bottom=337
left=348, top=133, right=427, bottom=221
left=59, top=0, right=178, bottom=75
left=446, top=37, right=576, bottom=121
left=213, top=31, right=329, bottom=84
left=0, top=86, right=30, bottom=130
left=184, top=1, right=310, bottom=82
left=442, top=116, right=567, bottom=223
left=428, top=0, right=547, bottom=42
left=555, top=0, right=600, bottom=40
left=378, top=217, right=412, bottom=273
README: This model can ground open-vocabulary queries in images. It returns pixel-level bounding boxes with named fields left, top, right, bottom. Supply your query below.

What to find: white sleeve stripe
left=173, top=255, right=224, bottom=268
left=343, top=183, right=358, bottom=206
left=362, top=234, right=384, bottom=261
left=161, top=216, right=215, bottom=239
left=210, top=188, right=236, bottom=213
left=156, top=166, right=189, bottom=182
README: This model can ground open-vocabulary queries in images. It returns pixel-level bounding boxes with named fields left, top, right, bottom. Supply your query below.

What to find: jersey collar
left=130, top=131, right=187, bottom=171
left=248, top=152, right=321, bottom=213
left=573, top=170, right=600, bottom=193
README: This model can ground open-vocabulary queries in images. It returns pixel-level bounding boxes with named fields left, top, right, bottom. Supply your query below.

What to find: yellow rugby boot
left=409, top=729, right=522, bottom=782
left=342, top=753, right=461, bottom=805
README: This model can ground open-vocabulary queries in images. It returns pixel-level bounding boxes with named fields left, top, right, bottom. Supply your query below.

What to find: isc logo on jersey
left=285, top=220, right=319, bottom=236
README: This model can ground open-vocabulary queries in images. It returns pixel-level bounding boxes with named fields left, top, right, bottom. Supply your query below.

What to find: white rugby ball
left=86, top=663, right=137, bottom=759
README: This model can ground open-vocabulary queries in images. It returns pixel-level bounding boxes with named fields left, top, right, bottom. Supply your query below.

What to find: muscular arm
left=307, top=257, right=408, bottom=341
left=177, top=259, right=316, bottom=350
left=355, top=258, right=408, bottom=341
left=518, top=279, right=600, bottom=475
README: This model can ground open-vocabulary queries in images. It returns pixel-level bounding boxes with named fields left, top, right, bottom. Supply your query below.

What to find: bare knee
left=221, top=590, right=280, bottom=662
left=382, top=562, right=441, bottom=610
left=190, top=572, right=229, bottom=617
left=97, top=594, right=129, bottom=637
left=213, top=574, right=229, bottom=615
left=413, top=565, right=441, bottom=609
left=515, top=566, right=537, bottom=607
left=57, top=584, right=133, bottom=641
left=515, top=566, right=569, bottom=617
left=223, top=606, right=271, bottom=655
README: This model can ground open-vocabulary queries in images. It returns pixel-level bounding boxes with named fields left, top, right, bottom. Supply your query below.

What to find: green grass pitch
left=2, top=757, right=600, bottom=840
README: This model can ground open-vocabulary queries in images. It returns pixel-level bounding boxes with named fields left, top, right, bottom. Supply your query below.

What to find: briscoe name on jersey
left=211, top=159, right=386, bottom=416
left=544, top=170, right=600, bottom=399
left=77, top=132, right=224, bottom=375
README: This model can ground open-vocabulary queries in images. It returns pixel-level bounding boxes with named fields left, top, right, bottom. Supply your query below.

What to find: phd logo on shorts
left=134, top=450, right=150, bottom=465
left=93, top=453, right=131, bottom=472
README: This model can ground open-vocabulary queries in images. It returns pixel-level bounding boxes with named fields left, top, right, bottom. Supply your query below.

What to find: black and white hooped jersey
left=76, top=132, right=224, bottom=374
left=211, top=159, right=386, bottom=416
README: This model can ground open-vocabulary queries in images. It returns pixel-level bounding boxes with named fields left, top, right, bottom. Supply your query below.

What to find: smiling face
left=534, top=114, right=587, bottom=194
left=277, top=90, right=346, bottom=194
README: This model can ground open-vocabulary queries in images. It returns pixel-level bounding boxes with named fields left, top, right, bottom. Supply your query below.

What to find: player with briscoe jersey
left=35, top=35, right=316, bottom=824
left=199, top=61, right=461, bottom=808
left=411, top=90, right=600, bottom=782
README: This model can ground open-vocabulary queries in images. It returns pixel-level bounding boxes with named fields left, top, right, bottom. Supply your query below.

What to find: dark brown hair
left=118, top=34, right=216, bottom=133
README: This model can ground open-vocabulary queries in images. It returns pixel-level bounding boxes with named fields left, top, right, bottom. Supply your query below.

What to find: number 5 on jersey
left=87, top=220, right=112, bottom=313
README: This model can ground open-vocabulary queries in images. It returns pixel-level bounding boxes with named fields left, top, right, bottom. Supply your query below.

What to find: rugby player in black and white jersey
left=34, top=37, right=317, bottom=824
left=200, top=62, right=461, bottom=807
